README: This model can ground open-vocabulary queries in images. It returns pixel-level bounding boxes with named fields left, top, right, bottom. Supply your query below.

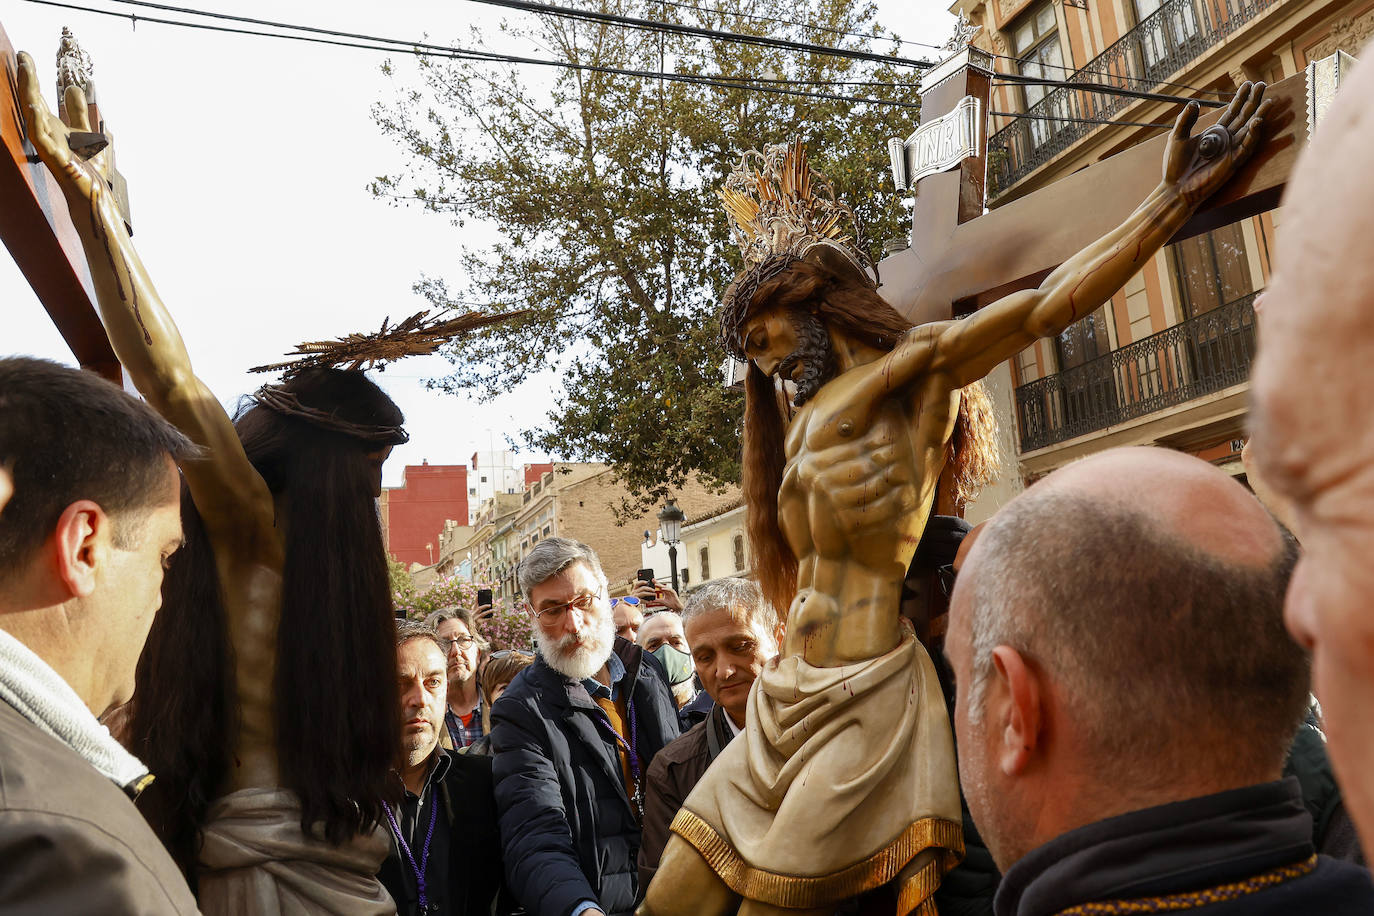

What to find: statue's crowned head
left=717, top=141, right=1000, bottom=616
left=718, top=142, right=909, bottom=404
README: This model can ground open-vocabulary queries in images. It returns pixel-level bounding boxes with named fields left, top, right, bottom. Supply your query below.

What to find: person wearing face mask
left=635, top=611, right=703, bottom=729
left=637, top=580, right=785, bottom=888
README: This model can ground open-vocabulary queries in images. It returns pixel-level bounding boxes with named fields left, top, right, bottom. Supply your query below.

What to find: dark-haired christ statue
left=642, top=81, right=1271, bottom=916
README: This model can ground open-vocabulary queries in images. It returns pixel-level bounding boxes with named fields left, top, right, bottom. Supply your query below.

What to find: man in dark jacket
left=949, top=447, right=1374, bottom=915
left=637, top=578, right=783, bottom=888
left=493, top=538, right=679, bottom=916
left=379, top=620, right=505, bottom=915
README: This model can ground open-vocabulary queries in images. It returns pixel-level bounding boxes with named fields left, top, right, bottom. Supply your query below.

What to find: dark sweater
left=995, top=778, right=1374, bottom=916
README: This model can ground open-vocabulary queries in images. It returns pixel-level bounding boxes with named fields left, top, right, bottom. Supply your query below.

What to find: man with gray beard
left=492, top=538, right=680, bottom=916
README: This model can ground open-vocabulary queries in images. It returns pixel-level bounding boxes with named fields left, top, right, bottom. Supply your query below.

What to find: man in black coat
left=948, top=447, right=1374, bottom=915
left=380, top=620, right=505, bottom=915
left=493, top=538, right=680, bottom=916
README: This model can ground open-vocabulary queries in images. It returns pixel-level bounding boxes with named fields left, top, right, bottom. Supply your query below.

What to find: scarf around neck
left=0, top=627, right=151, bottom=793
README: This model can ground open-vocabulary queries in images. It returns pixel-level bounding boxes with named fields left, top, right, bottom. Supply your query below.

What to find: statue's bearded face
left=740, top=308, right=834, bottom=407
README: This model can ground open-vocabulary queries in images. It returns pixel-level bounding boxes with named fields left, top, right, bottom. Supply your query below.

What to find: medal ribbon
left=383, top=791, right=440, bottom=911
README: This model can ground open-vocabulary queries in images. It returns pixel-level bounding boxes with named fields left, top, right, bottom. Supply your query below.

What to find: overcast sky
left=3, top=0, right=955, bottom=487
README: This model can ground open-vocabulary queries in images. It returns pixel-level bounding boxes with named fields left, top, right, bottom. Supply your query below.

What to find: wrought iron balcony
left=1014, top=292, right=1257, bottom=452
left=988, top=0, right=1279, bottom=197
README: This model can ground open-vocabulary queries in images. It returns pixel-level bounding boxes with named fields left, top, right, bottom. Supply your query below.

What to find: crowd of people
left=8, top=35, right=1374, bottom=916
left=4, top=348, right=1374, bottom=915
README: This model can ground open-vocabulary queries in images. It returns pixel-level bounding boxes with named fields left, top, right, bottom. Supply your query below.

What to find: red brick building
left=380, top=461, right=470, bottom=567
left=524, top=462, right=553, bottom=487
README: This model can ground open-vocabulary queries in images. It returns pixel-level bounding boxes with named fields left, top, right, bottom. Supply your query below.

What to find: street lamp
left=657, top=499, right=685, bottom=593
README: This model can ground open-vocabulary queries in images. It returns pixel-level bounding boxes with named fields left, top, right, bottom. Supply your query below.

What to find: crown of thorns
left=250, top=385, right=411, bottom=445
left=716, top=141, right=873, bottom=358
left=248, top=306, right=527, bottom=443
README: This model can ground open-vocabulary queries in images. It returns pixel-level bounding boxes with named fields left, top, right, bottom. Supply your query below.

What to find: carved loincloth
left=670, top=632, right=963, bottom=915
left=198, top=788, right=396, bottom=915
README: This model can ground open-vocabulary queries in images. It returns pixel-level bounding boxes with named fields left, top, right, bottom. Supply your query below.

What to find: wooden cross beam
left=878, top=60, right=1307, bottom=327
left=1, top=20, right=122, bottom=383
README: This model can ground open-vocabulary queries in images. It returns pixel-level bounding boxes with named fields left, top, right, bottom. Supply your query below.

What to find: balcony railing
left=988, top=0, right=1278, bottom=196
left=1014, top=292, right=1257, bottom=452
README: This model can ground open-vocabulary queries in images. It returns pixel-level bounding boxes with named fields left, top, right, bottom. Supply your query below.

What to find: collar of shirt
left=582, top=650, right=626, bottom=702
left=404, top=748, right=452, bottom=803
left=396, top=749, right=452, bottom=850
left=724, top=710, right=743, bottom=737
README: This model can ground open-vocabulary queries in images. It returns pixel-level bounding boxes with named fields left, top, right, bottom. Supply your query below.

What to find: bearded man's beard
left=536, top=605, right=617, bottom=681
left=777, top=309, right=834, bottom=407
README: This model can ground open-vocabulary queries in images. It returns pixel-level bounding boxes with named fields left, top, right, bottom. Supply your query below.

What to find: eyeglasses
left=529, top=591, right=601, bottom=623
left=439, top=636, right=477, bottom=653
left=609, top=596, right=642, bottom=608
left=489, top=649, right=534, bottom=660
left=936, top=564, right=957, bottom=598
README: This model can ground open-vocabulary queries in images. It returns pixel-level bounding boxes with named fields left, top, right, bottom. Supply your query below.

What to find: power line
left=463, top=0, right=934, bottom=69
left=20, top=0, right=922, bottom=108
left=988, top=109, right=1173, bottom=129
left=993, top=72, right=1227, bottom=108
left=989, top=50, right=1230, bottom=97
left=638, top=0, right=946, bottom=51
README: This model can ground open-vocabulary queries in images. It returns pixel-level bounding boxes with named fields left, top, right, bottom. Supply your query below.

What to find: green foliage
left=388, top=556, right=416, bottom=607
left=371, top=0, right=921, bottom=512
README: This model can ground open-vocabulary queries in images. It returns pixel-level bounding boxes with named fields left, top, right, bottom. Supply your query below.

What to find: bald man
left=947, top=447, right=1374, bottom=914
left=1248, top=56, right=1374, bottom=853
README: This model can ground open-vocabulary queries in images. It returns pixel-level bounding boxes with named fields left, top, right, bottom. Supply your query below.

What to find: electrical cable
left=638, top=0, right=946, bottom=51
left=993, top=72, right=1227, bottom=107
left=988, top=50, right=1231, bottom=97
left=461, top=0, right=934, bottom=69
left=988, top=109, right=1173, bottom=129
left=19, top=0, right=924, bottom=108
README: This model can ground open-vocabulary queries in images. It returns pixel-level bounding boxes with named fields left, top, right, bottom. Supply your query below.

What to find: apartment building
left=641, top=500, right=749, bottom=593
left=943, top=0, right=1362, bottom=491
left=380, top=461, right=470, bottom=567
left=446, top=462, right=741, bottom=606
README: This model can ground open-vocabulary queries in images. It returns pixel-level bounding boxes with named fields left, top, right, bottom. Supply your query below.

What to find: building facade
left=465, top=449, right=536, bottom=524
left=641, top=501, right=749, bottom=593
left=940, top=0, right=1363, bottom=500
left=445, top=462, right=741, bottom=607
left=380, top=461, right=470, bottom=568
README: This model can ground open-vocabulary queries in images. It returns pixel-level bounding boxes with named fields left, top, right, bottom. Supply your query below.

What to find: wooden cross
left=1, top=21, right=126, bottom=383
left=877, top=44, right=1309, bottom=327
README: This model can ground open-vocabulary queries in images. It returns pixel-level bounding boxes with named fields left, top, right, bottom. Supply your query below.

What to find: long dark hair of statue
left=129, top=368, right=404, bottom=876
left=741, top=259, right=1000, bottom=617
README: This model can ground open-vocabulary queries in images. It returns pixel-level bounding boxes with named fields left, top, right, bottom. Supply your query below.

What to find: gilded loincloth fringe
left=671, top=632, right=964, bottom=912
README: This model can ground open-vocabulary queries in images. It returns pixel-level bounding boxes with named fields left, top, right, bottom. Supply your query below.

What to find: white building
left=467, top=449, right=525, bottom=524
left=641, top=499, right=748, bottom=594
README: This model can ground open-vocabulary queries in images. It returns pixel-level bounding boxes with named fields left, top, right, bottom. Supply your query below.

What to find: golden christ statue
left=642, top=83, right=1271, bottom=916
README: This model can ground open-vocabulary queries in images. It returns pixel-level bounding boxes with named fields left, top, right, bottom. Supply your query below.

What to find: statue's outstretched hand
left=1164, top=81, right=1272, bottom=207
left=17, top=51, right=115, bottom=208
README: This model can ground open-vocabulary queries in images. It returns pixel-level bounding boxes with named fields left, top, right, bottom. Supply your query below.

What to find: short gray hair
left=425, top=606, right=490, bottom=650
left=682, top=578, right=777, bottom=644
left=396, top=619, right=444, bottom=654
left=518, top=537, right=607, bottom=597
left=964, top=488, right=1306, bottom=778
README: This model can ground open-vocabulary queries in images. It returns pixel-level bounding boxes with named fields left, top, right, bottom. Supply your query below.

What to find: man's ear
left=53, top=500, right=107, bottom=600
left=990, top=645, right=1043, bottom=777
